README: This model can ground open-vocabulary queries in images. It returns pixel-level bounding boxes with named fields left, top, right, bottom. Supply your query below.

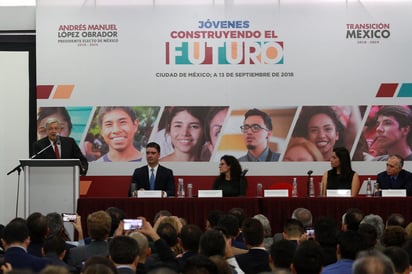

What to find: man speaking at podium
left=32, top=117, right=88, bottom=175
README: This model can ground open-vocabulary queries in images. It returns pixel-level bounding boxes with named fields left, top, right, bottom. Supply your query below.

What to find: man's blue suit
left=377, top=169, right=412, bottom=196
left=4, top=246, right=50, bottom=272
left=32, top=136, right=88, bottom=175
left=130, top=165, right=175, bottom=197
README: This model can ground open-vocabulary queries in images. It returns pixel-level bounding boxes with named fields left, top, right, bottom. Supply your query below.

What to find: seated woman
left=212, top=155, right=247, bottom=197
left=321, top=146, right=360, bottom=197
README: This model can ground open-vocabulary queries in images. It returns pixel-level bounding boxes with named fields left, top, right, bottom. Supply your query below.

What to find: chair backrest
left=268, top=182, right=293, bottom=197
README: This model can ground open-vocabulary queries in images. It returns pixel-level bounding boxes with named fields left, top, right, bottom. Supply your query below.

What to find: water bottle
left=187, top=183, right=193, bottom=198
left=292, top=177, right=298, bottom=197
left=308, top=177, right=315, bottom=197
left=373, top=181, right=380, bottom=197
left=256, top=183, right=263, bottom=197
left=177, top=178, right=185, bottom=198
left=366, top=177, right=372, bottom=197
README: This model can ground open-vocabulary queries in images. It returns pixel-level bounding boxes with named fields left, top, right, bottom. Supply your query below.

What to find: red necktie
left=54, top=142, right=60, bottom=159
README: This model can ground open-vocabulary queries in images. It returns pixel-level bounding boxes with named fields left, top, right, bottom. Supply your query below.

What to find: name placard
left=326, top=189, right=351, bottom=197
left=136, top=190, right=162, bottom=198
left=381, top=189, right=406, bottom=197
left=198, top=190, right=223, bottom=198
left=264, top=189, right=289, bottom=197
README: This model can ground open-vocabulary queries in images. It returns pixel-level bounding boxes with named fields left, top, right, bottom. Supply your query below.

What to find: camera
left=61, top=213, right=77, bottom=222
left=123, top=219, right=143, bottom=231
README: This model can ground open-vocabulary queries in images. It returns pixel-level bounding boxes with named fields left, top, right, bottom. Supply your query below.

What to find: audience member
left=40, top=265, right=71, bottom=274
left=377, top=155, right=412, bottom=196
left=342, top=208, right=364, bottom=232
left=129, top=231, right=150, bottom=274
left=253, top=214, right=273, bottom=251
left=41, top=236, right=76, bottom=272
left=238, top=108, right=280, bottom=162
left=109, top=236, right=139, bottom=274
left=205, top=210, right=224, bottom=231
left=26, top=212, right=48, bottom=257
left=1, top=218, right=49, bottom=272
left=358, top=223, right=379, bottom=250
left=386, top=213, right=407, bottom=228
left=212, top=155, right=247, bottom=197
left=281, top=219, right=305, bottom=248
left=352, top=249, right=395, bottom=274
left=105, top=207, right=126, bottom=237
left=67, top=210, right=112, bottom=270
left=217, top=214, right=247, bottom=252
left=382, top=226, right=407, bottom=247
left=270, top=239, right=296, bottom=272
left=291, top=240, right=323, bottom=274
left=209, top=255, right=233, bottom=274
left=177, top=224, right=202, bottom=268
left=383, top=246, right=411, bottom=274
left=321, top=146, right=360, bottom=196
left=313, top=216, right=338, bottom=266
left=322, top=230, right=367, bottom=274
left=182, top=254, right=218, bottom=274
left=361, top=214, right=385, bottom=244
left=291, top=208, right=313, bottom=228
left=235, top=218, right=271, bottom=274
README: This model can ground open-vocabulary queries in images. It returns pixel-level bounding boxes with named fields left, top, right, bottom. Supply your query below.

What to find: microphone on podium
left=241, top=168, right=249, bottom=177
left=56, top=135, right=61, bottom=145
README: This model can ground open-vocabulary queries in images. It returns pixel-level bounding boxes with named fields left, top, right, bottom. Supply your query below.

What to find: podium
left=20, top=159, right=80, bottom=239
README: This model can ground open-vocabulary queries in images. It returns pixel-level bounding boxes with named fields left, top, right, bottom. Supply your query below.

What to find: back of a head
left=344, top=208, right=364, bottom=231
left=105, top=207, right=126, bottom=236
left=40, top=265, right=70, bottom=274
left=3, top=218, right=29, bottom=244
left=358, top=223, right=378, bottom=250
left=199, top=229, right=226, bottom=257
left=129, top=231, right=149, bottom=260
left=292, top=240, right=323, bottom=274
left=83, top=256, right=118, bottom=274
left=314, top=216, right=338, bottom=246
left=183, top=254, right=218, bottom=274
left=270, top=239, right=296, bottom=269
left=253, top=214, right=272, bottom=237
left=382, top=226, right=407, bottom=247
left=87, top=210, right=112, bottom=241
left=387, top=213, right=406, bottom=228
left=46, top=212, right=64, bottom=238
left=26, top=212, right=48, bottom=243
left=207, top=210, right=224, bottom=229
left=353, top=250, right=395, bottom=274
left=157, top=222, right=178, bottom=247
left=383, top=246, right=410, bottom=274
left=217, top=214, right=239, bottom=238
left=153, top=210, right=172, bottom=224
left=42, top=236, right=66, bottom=256
left=338, top=230, right=367, bottom=260
left=109, top=235, right=139, bottom=265
left=209, top=255, right=233, bottom=274
left=291, top=208, right=313, bottom=228
left=361, top=214, right=385, bottom=240
left=283, top=219, right=305, bottom=239
left=228, top=207, right=246, bottom=228
left=180, top=224, right=202, bottom=252
left=242, top=218, right=264, bottom=246
left=147, top=267, right=178, bottom=274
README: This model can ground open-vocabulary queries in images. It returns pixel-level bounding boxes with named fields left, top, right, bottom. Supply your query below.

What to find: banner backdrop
left=36, top=1, right=412, bottom=176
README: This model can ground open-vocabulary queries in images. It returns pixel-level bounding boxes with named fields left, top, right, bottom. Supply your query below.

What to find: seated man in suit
left=129, top=142, right=175, bottom=197
left=377, top=154, right=412, bottom=196
left=32, top=117, right=88, bottom=175
left=1, top=218, right=50, bottom=272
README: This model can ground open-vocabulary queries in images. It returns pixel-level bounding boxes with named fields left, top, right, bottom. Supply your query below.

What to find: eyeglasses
left=240, top=124, right=269, bottom=133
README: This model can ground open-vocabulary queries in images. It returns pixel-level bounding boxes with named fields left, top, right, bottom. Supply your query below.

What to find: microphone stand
left=6, top=142, right=54, bottom=218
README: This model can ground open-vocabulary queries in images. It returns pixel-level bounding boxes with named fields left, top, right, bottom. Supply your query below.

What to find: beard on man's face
left=247, top=144, right=256, bottom=150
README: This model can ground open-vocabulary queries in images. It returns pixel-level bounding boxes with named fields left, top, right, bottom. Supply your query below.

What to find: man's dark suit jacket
left=5, top=246, right=50, bottom=272
left=130, top=165, right=175, bottom=197
left=32, top=136, right=88, bottom=175
left=235, top=248, right=271, bottom=274
left=377, top=169, right=412, bottom=196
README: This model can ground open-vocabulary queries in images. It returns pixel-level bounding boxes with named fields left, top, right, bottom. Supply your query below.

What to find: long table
left=77, top=197, right=412, bottom=235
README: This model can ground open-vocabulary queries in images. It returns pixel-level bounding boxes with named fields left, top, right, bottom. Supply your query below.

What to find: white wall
left=0, top=52, right=30, bottom=225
